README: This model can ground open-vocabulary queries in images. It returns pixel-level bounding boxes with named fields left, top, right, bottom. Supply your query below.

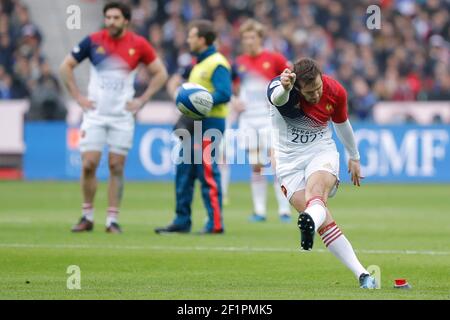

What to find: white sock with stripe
left=251, top=171, right=267, bottom=216
left=82, top=203, right=94, bottom=222
left=274, top=178, right=290, bottom=215
left=304, top=197, right=326, bottom=232
left=106, top=207, right=119, bottom=227
left=319, top=222, right=368, bottom=279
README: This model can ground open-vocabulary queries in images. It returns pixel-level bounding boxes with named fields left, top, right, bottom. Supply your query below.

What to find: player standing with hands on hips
left=60, top=2, right=168, bottom=233
left=267, top=58, right=377, bottom=288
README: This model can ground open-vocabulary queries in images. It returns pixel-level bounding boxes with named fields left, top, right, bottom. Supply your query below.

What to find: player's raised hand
left=76, top=95, right=95, bottom=111
left=126, top=98, right=145, bottom=114
left=348, top=159, right=364, bottom=187
left=280, top=68, right=296, bottom=91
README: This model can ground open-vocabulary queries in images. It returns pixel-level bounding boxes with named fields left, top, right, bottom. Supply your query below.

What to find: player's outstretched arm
left=333, top=120, right=364, bottom=186
left=127, top=58, right=168, bottom=113
left=269, top=68, right=296, bottom=106
left=59, top=55, right=95, bottom=111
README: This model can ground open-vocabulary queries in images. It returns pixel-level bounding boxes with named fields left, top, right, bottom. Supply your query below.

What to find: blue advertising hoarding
left=24, top=122, right=450, bottom=182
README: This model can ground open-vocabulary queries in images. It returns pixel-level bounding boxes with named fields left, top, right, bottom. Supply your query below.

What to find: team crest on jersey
left=326, top=104, right=334, bottom=113
left=263, top=61, right=271, bottom=69
left=129, top=48, right=135, bottom=56
left=322, top=163, right=333, bottom=171
left=96, top=46, right=105, bottom=54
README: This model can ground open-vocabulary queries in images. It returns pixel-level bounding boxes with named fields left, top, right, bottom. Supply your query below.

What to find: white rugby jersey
left=71, top=29, right=157, bottom=116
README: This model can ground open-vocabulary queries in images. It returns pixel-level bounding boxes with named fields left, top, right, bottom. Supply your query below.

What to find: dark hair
left=103, top=1, right=131, bottom=21
left=293, top=58, right=322, bottom=88
left=188, top=20, right=216, bottom=46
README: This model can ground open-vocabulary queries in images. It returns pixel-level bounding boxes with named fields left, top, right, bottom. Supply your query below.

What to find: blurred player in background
left=60, top=1, right=168, bottom=233
left=155, top=19, right=232, bottom=234
left=267, top=58, right=377, bottom=288
left=230, top=19, right=291, bottom=223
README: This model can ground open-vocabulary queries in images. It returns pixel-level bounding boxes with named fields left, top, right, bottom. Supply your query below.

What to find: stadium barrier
left=23, top=122, right=450, bottom=182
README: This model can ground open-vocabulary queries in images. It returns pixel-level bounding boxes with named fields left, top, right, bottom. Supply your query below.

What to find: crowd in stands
left=1, top=0, right=449, bottom=122
left=0, top=0, right=66, bottom=120
left=126, top=0, right=450, bottom=121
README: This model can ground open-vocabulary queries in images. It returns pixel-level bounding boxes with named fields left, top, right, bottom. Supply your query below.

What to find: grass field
left=0, top=181, right=449, bottom=300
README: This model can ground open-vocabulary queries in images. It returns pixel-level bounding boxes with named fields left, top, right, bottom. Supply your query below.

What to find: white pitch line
left=0, top=243, right=449, bottom=256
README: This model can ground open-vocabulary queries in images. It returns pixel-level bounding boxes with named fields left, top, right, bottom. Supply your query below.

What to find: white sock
left=304, top=197, right=326, bottom=232
left=82, top=203, right=94, bottom=222
left=106, top=207, right=119, bottom=227
left=251, top=170, right=267, bottom=216
left=320, top=222, right=368, bottom=279
left=220, top=164, right=230, bottom=199
left=274, top=178, right=290, bottom=215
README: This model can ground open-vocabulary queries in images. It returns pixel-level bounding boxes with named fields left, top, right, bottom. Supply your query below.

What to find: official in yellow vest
left=156, top=20, right=232, bottom=234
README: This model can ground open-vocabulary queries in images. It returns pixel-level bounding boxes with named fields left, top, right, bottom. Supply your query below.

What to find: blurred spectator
left=26, top=61, right=66, bottom=121
left=428, top=72, right=450, bottom=101
left=0, top=0, right=67, bottom=120
left=349, top=76, right=377, bottom=121
left=0, top=64, right=28, bottom=99
left=122, top=0, right=449, bottom=121
left=0, top=32, right=14, bottom=73
left=2, top=0, right=450, bottom=122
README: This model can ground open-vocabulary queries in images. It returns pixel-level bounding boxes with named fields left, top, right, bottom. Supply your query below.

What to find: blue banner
left=24, top=122, right=450, bottom=182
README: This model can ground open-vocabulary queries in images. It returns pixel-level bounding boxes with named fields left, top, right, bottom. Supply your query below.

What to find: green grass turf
left=0, top=181, right=449, bottom=299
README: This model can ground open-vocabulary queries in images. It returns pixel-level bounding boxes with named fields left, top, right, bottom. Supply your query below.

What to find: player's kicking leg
left=71, top=151, right=101, bottom=232
left=291, top=171, right=376, bottom=288
left=105, top=152, right=126, bottom=233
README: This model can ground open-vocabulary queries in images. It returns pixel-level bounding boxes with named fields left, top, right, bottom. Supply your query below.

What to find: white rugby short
left=79, top=112, right=134, bottom=156
left=275, top=143, right=340, bottom=200
left=238, top=116, right=272, bottom=151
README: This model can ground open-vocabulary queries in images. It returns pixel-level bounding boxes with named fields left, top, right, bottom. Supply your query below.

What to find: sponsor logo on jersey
left=263, top=61, right=271, bottom=69
left=323, top=162, right=333, bottom=170
left=129, top=48, right=135, bottom=56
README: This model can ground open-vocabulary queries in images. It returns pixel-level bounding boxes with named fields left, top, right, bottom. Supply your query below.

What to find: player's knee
left=82, top=159, right=98, bottom=174
left=307, top=182, right=327, bottom=199
left=109, top=160, right=124, bottom=175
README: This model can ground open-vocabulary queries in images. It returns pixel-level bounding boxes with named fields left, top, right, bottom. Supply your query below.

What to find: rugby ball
left=175, top=83, right=213, bottom=119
